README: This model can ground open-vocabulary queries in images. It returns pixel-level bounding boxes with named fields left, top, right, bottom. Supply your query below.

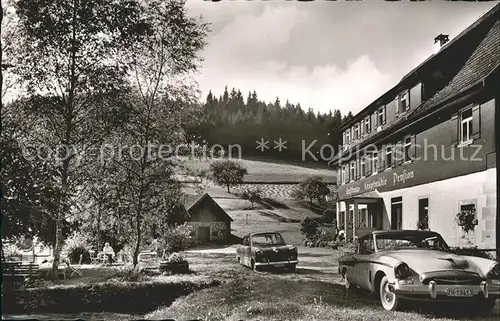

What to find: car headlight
left=487, top=263, right=500, bottom=278
left=395, top=262, right=412, bottom=279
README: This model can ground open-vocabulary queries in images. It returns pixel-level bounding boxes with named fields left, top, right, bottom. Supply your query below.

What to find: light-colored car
left=236, top=232, right=298, bottom=272
left=338, top=230, right=499, bottom=313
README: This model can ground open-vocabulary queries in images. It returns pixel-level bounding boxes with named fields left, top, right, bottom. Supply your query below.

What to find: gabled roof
left=339, top=3, right=499, bottom=131
left=331, top=4, right=499, bottom=165
left=182, top=193, right=233, bottom=222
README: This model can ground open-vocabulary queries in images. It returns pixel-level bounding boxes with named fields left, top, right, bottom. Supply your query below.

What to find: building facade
left=331, top=4, right=498, bottom=249
left=183, top=193, right=233, bottom=244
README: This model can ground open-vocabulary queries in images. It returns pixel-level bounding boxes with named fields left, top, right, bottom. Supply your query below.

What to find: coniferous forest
left=187, top=86, right=353, bottom=165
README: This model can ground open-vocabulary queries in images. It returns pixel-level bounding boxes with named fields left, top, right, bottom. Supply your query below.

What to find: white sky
left=185, top=1, right=497, bottom=115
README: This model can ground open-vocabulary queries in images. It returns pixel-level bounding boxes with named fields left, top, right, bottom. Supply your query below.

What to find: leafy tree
left=210, top=160, right=248, bottom=193
left=11, top=0, right=145, bottom=277
left=241, top=187, right=262, bottom=209
left=293, top=177, right=330, bottom=204
left=300, top=217, right=319, bottom=240
left=109, top=0, right=208, bottom=267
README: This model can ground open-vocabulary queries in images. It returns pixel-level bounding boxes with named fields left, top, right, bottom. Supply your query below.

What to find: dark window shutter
left=383, top=106, right=387, bottom=124
left=396, top=143, right=403, bottom=166
left=346, top=165, right=350, bottom=182
left=368, top=118, right=372, bottom=133
left=378, top=151, right=385, bottom=172
left=410, top=83, right=422, bottom=109
left=450, top=113, right=459, bottom=147
left=411, top=135, right=417, bottom=160
left=472, top=105, right=481, bottom=139
left=366, top=157, right=372, bottom=176
left=395, top=97, right=400, bottom=117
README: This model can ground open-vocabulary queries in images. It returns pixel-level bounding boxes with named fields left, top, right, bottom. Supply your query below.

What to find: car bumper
left=254, top=260, right=298, bottom=267
left=389, top=281, right=500, bottom=300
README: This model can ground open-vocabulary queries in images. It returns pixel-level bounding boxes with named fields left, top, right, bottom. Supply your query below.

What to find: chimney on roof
left=434, top=34, right=450, bottom=54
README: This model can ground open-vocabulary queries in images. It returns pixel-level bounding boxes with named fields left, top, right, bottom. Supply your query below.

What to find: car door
left=353, top=236, right=374, bottom=290
left=241, top=236, right=251, bottom=267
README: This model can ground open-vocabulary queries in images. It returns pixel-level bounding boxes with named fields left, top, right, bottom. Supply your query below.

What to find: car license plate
left=274, top=264, right=286, bottom=268
left=445, top=288, right=474, bottom=297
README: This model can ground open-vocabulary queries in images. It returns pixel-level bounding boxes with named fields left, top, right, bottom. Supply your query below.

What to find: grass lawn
left=146, top=250, right=500, bottom=321
left=181, top=157, right=335, bottom=183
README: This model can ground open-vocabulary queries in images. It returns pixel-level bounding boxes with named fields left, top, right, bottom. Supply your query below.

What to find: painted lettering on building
left=364, top=177, right=388, bottom=191
left=393, top=170, right=415, bottom=185
left=346, top=186, right=361, bottom=196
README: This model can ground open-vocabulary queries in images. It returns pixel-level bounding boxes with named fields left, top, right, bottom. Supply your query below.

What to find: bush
left=338, top=241, right=357, bottom=260
left=67, top=245, right=91, bottom=264
left=162, top=224, right=194, bottom=255
left=64, top=231, right=91, bottom=264
left=300, top=217, right=319, bottom=240
left=164, top=252, right=187, bottom=263
left=451, top=247, right=492, bottom=259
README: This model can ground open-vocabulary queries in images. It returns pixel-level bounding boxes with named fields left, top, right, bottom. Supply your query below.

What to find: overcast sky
left=185, top=1, right=496, bottom=116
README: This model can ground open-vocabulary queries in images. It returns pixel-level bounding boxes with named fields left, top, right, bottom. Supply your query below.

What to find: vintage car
left=338, top=230, right=500, bottom=312
left=236, top=232, right=298, bottom=272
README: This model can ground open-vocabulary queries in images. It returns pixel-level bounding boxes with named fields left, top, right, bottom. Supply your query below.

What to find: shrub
left=451, top=247, right=491, bottom=259
left=300, top=217, right=319, bottom=240
left=162, top=223, right=194, bottom=255
left=164, top=252, right=187, bottom=263
left=64, top=231, right=91, bottom=264
left=338, top=241, right=356, bottom=260
left=67, top=245, right=91, bottom=264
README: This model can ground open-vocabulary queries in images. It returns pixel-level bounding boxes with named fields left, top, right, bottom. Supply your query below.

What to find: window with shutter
left=383, top=106, right=387, bottom=124
left=386, top=146, right=392, bottom=169
left=372, top=151, right=378, bottom=174
left=459, top=108, right=473, bottom=145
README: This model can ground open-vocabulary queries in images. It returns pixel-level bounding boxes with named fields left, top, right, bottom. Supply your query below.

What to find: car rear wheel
left=379, top=276, right=400, bottom=311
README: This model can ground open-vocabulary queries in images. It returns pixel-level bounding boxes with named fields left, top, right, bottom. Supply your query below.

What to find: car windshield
left=252, top=234, right=285, bottom=246
left=375, top=233, right=450, bottom=252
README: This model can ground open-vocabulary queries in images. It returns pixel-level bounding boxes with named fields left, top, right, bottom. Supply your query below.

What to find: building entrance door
left=198, top=226, right=210, bottom=242
left=391, top=197, right=403, bottom=230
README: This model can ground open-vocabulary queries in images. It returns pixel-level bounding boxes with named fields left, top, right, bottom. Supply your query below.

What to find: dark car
left=236, top=232, right=298, bottom=272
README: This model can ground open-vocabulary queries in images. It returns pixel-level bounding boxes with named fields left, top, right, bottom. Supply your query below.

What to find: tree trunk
left=227, top=185, right=230, bottom=193
left=52, top=0, right=78, bottom=279
left=133, top=210, right=141, bottom=267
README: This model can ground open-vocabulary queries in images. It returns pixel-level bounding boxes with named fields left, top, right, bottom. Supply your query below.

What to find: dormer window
left=365, top=117, right=371, bottom=134
left=377, top=107, right=386, bottom=126
left=346, top=129, right=351, bottom=144
left=354, top=124, right=360, bottom=140
left=397, top=90, right=410, bottom=115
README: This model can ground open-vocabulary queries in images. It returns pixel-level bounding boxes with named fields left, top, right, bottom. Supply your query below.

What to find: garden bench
left=2, top=262, right=40, bottom=280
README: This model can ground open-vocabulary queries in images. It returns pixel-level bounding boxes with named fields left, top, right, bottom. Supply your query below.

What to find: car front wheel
left=379, top=276, right=400, bottom=311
